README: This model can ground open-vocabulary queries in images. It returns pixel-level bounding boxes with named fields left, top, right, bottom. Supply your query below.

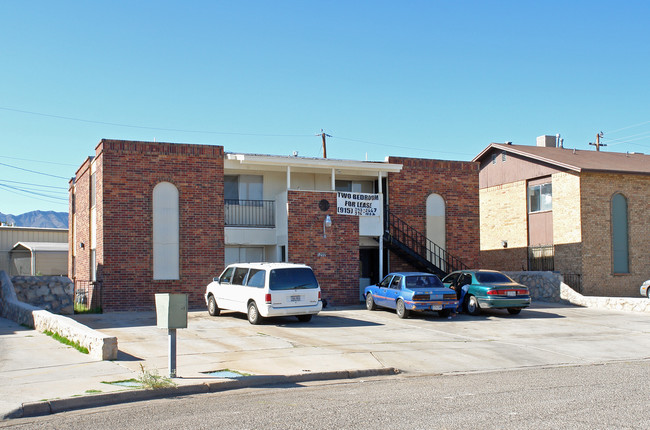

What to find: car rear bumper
left=477, top=297, right=531, bottom=309
left=261, top=302, right=323, bottom=317
left=405, top=300, right=459, bottom=311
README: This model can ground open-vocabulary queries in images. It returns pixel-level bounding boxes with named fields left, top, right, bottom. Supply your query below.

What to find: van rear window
left=269, top=268, right=319, bottom=290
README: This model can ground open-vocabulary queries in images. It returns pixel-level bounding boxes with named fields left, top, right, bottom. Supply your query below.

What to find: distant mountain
left=0, top=211, right=68, bottom=229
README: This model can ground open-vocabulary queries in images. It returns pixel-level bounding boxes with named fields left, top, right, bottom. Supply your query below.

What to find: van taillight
left=318, top=291, right=321, bottom=301
left=265, top=294, right=272, bottom=304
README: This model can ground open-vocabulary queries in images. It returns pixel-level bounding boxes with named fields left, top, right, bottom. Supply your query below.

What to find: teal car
left=442, top=270, right=531, bottom=315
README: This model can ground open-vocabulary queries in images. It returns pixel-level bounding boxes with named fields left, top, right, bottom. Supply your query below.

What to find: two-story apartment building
left=69, top=139, right=479, bottom=311
left=474, top=135, right=650, bottom=297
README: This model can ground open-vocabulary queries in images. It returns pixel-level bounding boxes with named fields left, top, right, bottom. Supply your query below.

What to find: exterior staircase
left=383, top=208, right=468, bottom=278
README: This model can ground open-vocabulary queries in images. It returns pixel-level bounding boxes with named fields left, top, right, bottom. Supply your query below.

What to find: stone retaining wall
left=11, top=276, right=74, bottom=315
left=0, top=271, right=117, bottom=360
left=560, top=283, right=650, bottom=313
left=505, top=271, right=650, bottom=313
left=505, top=271, right=563, bottom=303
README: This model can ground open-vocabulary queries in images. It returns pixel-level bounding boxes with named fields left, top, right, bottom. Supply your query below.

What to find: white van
left=204, top=262, right=322, bottom=324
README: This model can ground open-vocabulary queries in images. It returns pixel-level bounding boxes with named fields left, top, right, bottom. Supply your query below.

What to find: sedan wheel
left=247, top=302, right=263, bottom=325
left=466, top=295, right=481, bottom=316
left=507, top=308, right=522, bottom=315
left=207, top=296, right=220, bottom=316
left=396, top=299, right=409, bottom=319
left=365, top=294, right=377, bottom=311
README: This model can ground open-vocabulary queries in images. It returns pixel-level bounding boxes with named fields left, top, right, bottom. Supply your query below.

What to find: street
left=4, top=359, right=648, bottom=429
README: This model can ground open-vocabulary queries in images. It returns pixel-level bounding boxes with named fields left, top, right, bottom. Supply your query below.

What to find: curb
left=7, top=367, right=400, bottom=419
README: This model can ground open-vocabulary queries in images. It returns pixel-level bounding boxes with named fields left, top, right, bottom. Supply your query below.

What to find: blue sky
left=1, top=1, right=649, bottom=215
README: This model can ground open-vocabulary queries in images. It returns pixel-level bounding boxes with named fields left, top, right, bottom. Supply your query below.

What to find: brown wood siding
left=528, top=211, right=553, bottom=246
left=479, top=151, right=565, bottom=188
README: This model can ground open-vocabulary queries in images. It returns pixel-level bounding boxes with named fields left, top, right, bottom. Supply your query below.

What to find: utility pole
left=318, top=129, right=331, bottom=158
left=589, top=131, right=606, bottom=151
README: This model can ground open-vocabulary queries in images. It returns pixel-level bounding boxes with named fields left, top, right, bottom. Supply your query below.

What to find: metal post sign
left=336, top=192, right=381, bottom=216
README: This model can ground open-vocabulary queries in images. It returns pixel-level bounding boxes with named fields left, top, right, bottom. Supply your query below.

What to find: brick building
left=70, top=139, right=479, bottom=311
left=474, top=135, right=650, bottom=297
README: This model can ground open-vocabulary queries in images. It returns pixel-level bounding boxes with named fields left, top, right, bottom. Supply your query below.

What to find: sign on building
left=336, top=192, right=381, bottom=216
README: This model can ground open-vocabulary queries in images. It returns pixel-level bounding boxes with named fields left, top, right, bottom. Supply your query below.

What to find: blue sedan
left=364, top=272, right=459, bottom=318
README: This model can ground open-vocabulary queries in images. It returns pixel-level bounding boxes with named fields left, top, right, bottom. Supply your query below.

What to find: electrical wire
left=0, top=106, right=314, bottom=138
left=604, top=119, right=650, bottom=135
left=0, top=183, right=69, bottom=205
left=0, top=154, right=78, bottom=167
left=0, top=161, right=71, bottom=180
left=329, top=135, right=474, bottom=156
left=0, top=179, right=68, bottom=190
left=601, top=130, right=650, bottom=146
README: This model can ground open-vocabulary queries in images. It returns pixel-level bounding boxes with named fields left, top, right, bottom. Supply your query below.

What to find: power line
left=601, top=130, right=650, bottom=145
left=0, top=154, right=78, bottom=167
left=0, top=161, right=71, bottom=180
left=0, top=178, right=69, bottom=190
left=329, top=135, right=474, bottom=156
left=0, top=183, right=69, bottom=205
left=604, top=119, right=650, bottom=135
left=0, top=106, right=314, bottom=138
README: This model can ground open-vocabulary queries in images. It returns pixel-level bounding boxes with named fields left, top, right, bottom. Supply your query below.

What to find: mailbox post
left=155, top=293, right=188, bottom=378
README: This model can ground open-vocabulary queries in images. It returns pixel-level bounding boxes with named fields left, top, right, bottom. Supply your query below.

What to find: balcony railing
left=225, top=199, right=275, bottom=227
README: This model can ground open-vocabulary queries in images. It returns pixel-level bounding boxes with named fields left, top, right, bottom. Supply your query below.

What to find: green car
left=442, top=270, right=531, bottom=315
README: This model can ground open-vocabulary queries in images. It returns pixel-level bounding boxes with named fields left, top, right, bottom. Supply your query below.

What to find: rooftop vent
left=536, top=135, right=557, bottom=148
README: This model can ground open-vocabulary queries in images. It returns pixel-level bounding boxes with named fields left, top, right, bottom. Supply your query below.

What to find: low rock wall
left=505, top=271, right=563, bottom=302
left=11, top=276, right=74, bottom=315
left=0, top=271, right=117, bottom=360
left=505, top=271, right=650, bottom=313
left=560, top=283, right=650, bottom=313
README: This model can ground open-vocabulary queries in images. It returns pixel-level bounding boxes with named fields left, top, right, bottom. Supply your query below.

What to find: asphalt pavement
left=1, top=302, right=649, bottom=420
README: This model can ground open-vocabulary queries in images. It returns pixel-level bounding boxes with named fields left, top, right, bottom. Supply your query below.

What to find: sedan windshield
left=475, top=272, right=513, bottom=283
left=405, top=275, right=443, bottom=289
left=269, top=268, right=319, bottom=290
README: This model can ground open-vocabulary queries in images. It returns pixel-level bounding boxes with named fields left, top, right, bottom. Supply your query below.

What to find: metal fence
left=74, top=280, right=102, bottom=313
left=562, top=273, right=582, bottom=293
left=225, top=199, right=275, bottom=227
left=528, top=245, right=554, bottom=271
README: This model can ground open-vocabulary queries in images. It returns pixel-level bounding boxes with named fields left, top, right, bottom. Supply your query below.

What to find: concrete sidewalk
left=2, top=302, right=650, bottom=419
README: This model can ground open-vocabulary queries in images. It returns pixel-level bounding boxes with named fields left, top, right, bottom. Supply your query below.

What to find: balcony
left=225, top=199, right=275, bottom=228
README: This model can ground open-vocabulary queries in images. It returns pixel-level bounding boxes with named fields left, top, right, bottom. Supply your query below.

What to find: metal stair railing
left=384, top=208, right=468, bottom=276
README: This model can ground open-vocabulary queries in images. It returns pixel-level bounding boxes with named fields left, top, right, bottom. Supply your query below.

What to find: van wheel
left=207, top=296, right=220, bottom=316
left=297, top=314, right=312, bottom=322
left=247, top=302, right=263, bottom=325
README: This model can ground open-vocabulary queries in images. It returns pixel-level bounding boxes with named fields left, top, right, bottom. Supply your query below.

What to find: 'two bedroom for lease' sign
left=336, top=192, right=381, bottom=216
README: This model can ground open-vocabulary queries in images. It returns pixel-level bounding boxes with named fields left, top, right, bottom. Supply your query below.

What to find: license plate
left=507, top=291, right=516, bottom=297
left=431, top=304, right=442, bottom=310
left=290, top=295, right=302, bottom=302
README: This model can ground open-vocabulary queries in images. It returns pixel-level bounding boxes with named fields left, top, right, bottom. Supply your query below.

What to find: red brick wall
left=387, top=157, right=480, bottom=271
left=95, top=140, right=224, bottom=311
left=70, top=157, right=92, bottom=282
left=287, top=191, right=360, bottom=305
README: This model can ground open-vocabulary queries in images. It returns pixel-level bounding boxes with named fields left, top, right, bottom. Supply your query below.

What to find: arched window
left=426, top=193, right=446, bottom=250
left=153, top=182, right=179, bottom=280
left=611, top=193, right=628, bottom=274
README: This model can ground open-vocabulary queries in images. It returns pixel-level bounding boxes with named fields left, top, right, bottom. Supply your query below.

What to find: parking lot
left=77, top=302, right=650, bottom=377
